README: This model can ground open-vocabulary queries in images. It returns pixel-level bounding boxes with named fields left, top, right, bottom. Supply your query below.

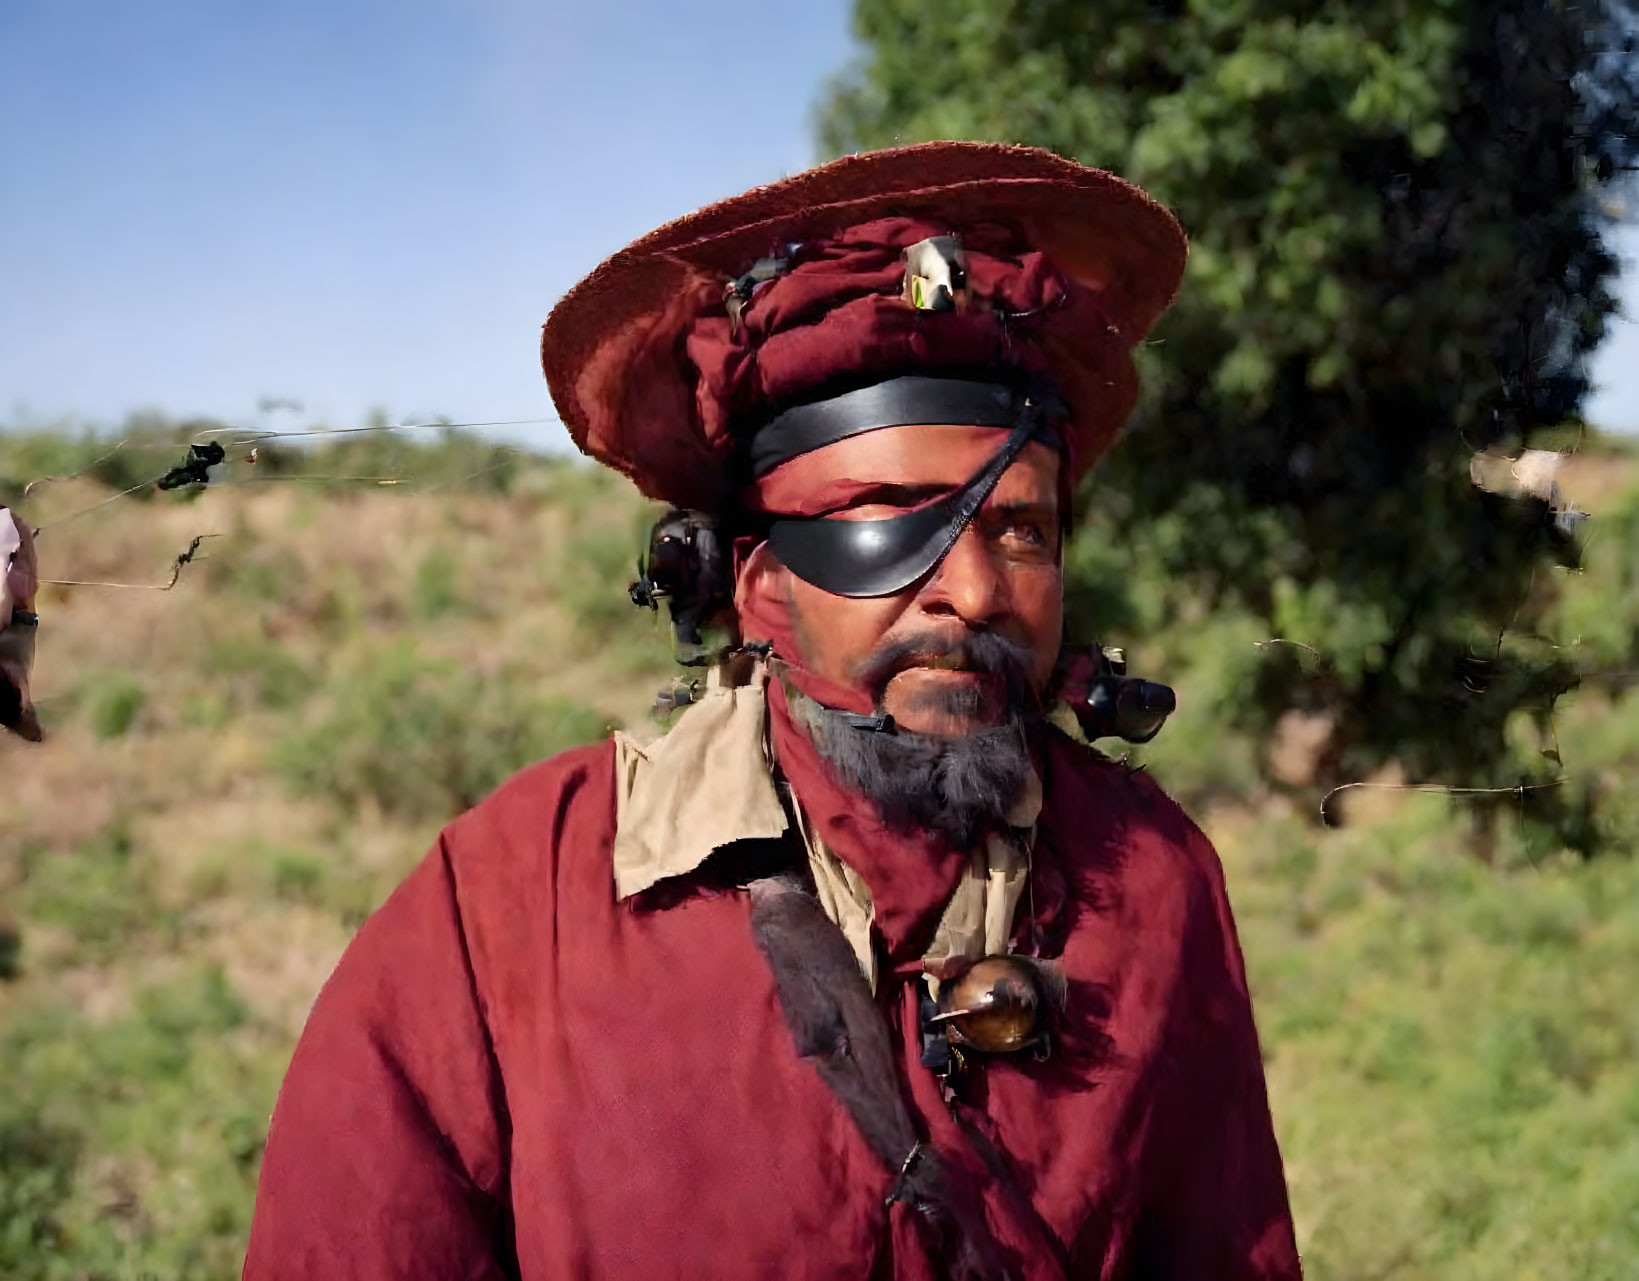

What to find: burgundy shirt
left=245, top=728, right=1300, bottom=1279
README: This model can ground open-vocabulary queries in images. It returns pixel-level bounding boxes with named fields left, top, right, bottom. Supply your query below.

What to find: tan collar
left=610, top=672, right=790, bottom=900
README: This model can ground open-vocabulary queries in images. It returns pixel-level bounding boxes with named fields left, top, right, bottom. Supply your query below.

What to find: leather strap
left=748, top=376, right=1052, bottom=478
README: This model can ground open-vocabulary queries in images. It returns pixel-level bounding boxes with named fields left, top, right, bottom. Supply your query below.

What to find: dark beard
left=788, top=631, right=1040, bottom=848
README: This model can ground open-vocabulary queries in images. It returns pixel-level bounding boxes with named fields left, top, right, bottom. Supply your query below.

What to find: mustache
left=853, top=630, right=1039, bottom=705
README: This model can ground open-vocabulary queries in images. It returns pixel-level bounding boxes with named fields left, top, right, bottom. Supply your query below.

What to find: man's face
left=746, top=422, right=1064, bottom=738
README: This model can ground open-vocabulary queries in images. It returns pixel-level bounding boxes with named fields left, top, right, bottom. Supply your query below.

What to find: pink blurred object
left=1, top=506, right=42, bottom=741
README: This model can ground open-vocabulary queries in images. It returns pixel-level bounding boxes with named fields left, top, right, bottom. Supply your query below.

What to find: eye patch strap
left=765, top=419, right=1038, bottom=599
left=749, top=376, right=1034, bottom=479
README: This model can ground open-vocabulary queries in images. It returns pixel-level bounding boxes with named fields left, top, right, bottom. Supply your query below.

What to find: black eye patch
left=765, top=420, right=1038, bottom=598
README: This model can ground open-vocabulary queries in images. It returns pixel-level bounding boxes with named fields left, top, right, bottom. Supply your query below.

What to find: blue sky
left=2, top=0, right=1636, bottom=448
left=0, top=0, right=855, bottom=447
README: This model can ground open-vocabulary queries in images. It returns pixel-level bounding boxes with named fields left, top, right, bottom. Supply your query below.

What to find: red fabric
left=683, top=217, right=1085, bottom=472
left=245, top=731, right=1302, bottom=1280
left=765, top=677, right=966, bottom=963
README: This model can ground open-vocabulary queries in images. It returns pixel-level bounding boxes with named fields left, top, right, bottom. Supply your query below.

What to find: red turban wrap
left=542, top=142, right=1187, bottom=509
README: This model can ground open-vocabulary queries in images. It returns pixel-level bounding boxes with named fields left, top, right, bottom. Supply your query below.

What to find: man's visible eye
left=999, top=520, right=1048, bottom=548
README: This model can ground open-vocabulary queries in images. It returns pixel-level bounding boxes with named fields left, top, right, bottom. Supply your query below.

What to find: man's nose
left=919, top=525, right=1009, bottom=626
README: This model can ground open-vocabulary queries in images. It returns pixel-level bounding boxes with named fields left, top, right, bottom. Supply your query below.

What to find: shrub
left=19, top=826, right=164, bottom=965
left=201, top=631, right=312, bottom=711
left=87, top=672, right=147, bottom=739
left=543, top=463, right=679, bottom=672
left=276, top=644, right=611, bottom=822
left=411, top=547, right=464, bottom=620
left=0, top=967, right=272, bottom=1281
left=0, top=1108, right=78, bottom=1280
left=269, top=850, right=328, bottom=904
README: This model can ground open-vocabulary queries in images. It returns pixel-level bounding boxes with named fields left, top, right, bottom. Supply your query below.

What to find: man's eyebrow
left=824, top=481, right=952, bottom=511
left=984, top=498, right=1058, bottom=517
left=818, top=486, right=1059, bottom=518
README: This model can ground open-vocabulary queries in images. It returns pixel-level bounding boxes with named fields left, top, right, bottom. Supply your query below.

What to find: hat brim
left=542, top=141, right=1187, bottom=508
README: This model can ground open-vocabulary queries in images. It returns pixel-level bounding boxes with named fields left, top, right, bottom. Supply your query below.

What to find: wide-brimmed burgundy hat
left=542, top=141, right=1186, bottom=510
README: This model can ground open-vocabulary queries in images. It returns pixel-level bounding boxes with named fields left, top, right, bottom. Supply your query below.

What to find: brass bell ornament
left=930, top=955, right=1050, bottom=1055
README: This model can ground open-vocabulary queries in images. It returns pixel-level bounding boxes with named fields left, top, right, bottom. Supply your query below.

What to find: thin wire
left=213, top=474, right=411, bottom=487
left=1319, top=777, right=1564, bottom=825
left=1253, top=638, right=1326, bottom=662
left=192, top=416, right=559, bottom=447
left=37, top=533, right=218, bottom=591
left=20, top=434, right=253, bottom=504
left=23, top=440, right=140, bottom=499
left=413, top=449, right=522, bottom=495
left=1497, top=563, right=1538, bottom=660
left=23, top=414, right=555, bottom=532
left=31, top=476, right=169, bottom=534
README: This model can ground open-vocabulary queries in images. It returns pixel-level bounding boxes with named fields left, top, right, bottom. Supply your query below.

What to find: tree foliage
left=820, top=0, right=1639, bottom=815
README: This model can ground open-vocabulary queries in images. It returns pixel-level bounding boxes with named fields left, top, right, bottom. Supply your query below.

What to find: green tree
left=820, top=0, right=1639, bottom=826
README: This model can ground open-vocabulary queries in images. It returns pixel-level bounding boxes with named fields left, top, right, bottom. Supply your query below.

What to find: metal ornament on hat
left=726, top=232, right=968, bottom=337
left=901, top=234, right=968, bottom=312
left=724, top=243, right=803, bottom=339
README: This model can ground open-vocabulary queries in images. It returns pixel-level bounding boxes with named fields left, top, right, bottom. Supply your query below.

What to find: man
left=246, top=142, right=1301, bottom=1279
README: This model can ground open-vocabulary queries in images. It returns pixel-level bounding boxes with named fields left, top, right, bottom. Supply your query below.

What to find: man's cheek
left=1012, top=566, right=1065, bottom=675
left=791, top=585, right=902, bottom=677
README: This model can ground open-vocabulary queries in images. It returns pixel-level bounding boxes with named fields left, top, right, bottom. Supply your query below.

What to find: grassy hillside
left=2, top=429, right=1636, bottom=1278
